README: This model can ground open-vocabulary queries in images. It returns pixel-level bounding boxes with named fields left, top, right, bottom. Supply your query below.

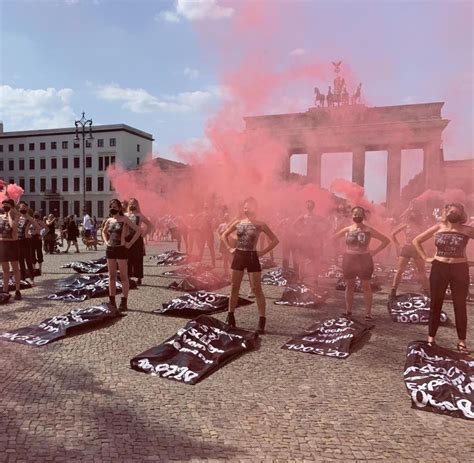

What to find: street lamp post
left=74, top=112, right=93, bottom=214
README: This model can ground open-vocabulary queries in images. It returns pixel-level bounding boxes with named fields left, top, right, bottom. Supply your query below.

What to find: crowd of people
left=1, top=193, right=472, bottom=353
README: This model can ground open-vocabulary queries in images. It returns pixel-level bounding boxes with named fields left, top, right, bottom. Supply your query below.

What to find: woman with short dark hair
left=102, top=199, right=141, bottom=311
left=333, top=206, right=390, bottom=320
left=413, top=203, right=473, bottom=354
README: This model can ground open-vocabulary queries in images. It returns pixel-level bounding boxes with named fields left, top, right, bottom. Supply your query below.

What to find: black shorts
left=231, top=250, right=261, bottom=273
left=106, top=245, right=128, bottom=260
left=342, top=253, right=374, bottom=280
left=0, top=240, right=20, bottom=263
left=400, top=244, right=419, bottom=259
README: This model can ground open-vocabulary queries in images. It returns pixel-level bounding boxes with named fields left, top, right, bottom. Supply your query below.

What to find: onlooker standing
left=17, top=201, right=40, bottom=284
left=83, top=208, right=97, bottom=251
left=30, top=212, right=45, bottom=274
left=65, top=215, right=80, bottom=253
left=44, top=214, right=57, bottom=254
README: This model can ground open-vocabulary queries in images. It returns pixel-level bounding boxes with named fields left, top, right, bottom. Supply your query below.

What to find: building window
left=98, top=139, right=104, bottom=148
left=86, top=177, right=92, bottom=192
left=40, top=158, right=46, bottom=170
left=40, top=201, right=46, bottom=214
left=86, top=140, right=92, bottom=148
left=8, top=144, right=14, bottom=152
left=29, top=178, right=35, bottom=193
left=97, top=177, right=104, bottom=191
left=29, top=158, right=35, bottom=170
left=97, top=200, right=104, bottom=218
left=74, top=177, right=80, bottom=192
left=62, top=141, right=68, bottom=149
left=19, top=178, right=25, bottom=189
left=62, top=177, right=69, bottom=192
left=98, top=157, right=103, bottom=171
left=137, top=144, right=140, bottom=152
left=86, top=156, right=92, bottom=168
left=19, top=144, right=25, bottom=152
left=62, top=201, right=69, bottom=218
left=51, top=158, right=57, bottom=169
left=51, top=178, right=57, bottom=193
left=0, top=145, right=3, bottom=152
left=29, top=201, right=36, bottom=211
left=137, top=157, right=140, bottom=165
left=111, top=155, right=115, bottom=165
left=62, top=158, right=68, bottom=169
left=40, top=142, right=46, bottom=150
left=110, top=181, right=114, bottom=191
left=110, top=138, right=116, bottom=147
left=74, top=157, right=80, bottom=168
left=0, top=159, right=3, bottom=171
left=9, top=178, right=14, bottom=184
left=8, top=159, right=14, bottom=170
left=19, top=159, right=25, bottom=171
left=29, top=143, right=35, bottom=151
left=40, top=178, right=46, bottom=192
left=85, top=201, right=92, bottom=216
left=104, top=156, right=110, bottom=171
left=74, top=141, right=80, bottom=149
left=51, top=141, right=57, bottom=150
left=74, top=201, right=80, bottom=217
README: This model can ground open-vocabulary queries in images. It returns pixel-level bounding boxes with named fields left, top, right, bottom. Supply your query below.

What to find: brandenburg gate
left=243, top=64, right=449, bottom=208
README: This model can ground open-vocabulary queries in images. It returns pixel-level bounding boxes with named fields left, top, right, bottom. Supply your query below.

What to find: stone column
left=282, top=153, right=291, bottom=180
left=352, top=146, right=365, bottom=186
left=386, top=145, right=402, bottom=208
left=307, top=150, right=322, bottom=185
left=423, top=139, right=443, bottom=190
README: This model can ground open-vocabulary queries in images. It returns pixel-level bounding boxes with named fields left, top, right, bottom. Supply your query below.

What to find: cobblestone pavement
left=1, top=241, right=473, bottom=463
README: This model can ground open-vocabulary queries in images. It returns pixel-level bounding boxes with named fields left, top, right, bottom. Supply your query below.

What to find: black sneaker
left=14, top=291, right=22, bottom=301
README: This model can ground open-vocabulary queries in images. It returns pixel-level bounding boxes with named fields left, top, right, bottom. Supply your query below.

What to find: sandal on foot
left=427, top=340, right=435, bottom=347
left=457, top=343, right=470, bottom=355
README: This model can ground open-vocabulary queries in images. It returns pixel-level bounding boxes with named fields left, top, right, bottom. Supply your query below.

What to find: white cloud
left=64, top=0, right=80, bottom=4
left=183, top=67, right=200, bottom=79
left=95, top=83, right=220, bottom=113
left=158, top=0, right=234, bottom=23
left=0, top=85, right=76, bottom=130
left=290, top=48, right=307, bottom=56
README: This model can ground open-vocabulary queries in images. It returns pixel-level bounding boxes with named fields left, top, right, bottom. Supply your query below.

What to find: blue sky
left=1, top=0, right=472, bottom=202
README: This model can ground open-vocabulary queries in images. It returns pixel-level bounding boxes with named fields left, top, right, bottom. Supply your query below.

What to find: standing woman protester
left=65, top=215, right=80, bottom=253
left=17, top=201, right=40, bottom=285
left=413, top=203, right=473, bottom=354
left=44, top=214, right=57, bottom=254
left=221, top=197, right=279, bottom=334
left=125, top=198, right=153, bottom=286
left=390, top=208, right=429, bottom=296
left=333, top=206, right=390, bottom=320
left=0, top=198, right=22, bottom=300
left=102, top=199, right=141, bottom=311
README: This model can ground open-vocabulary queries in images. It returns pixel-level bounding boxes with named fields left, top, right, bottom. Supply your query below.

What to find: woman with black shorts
left=102, top=199, right=141, bottom=311
left=413, top=203, right=473, bottom=354
left=390, top=208, right=429, bottom=297
left=333, top=206, right=390, bottom=320
left=0, top=198, right=22, bottom=300
left=221, top=197, right=279, bottom=334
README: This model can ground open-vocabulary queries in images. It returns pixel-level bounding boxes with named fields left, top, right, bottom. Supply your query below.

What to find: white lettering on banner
left=285, top=343, right=348, bottom=358
left=136, top=359, right=199, bottom=383
left=411, top=390, right=474, bottom=419
left=0, top=332, right=49, bottom=345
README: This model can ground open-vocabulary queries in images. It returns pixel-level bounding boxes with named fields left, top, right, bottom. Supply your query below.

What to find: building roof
left=0, top=124, right=154, bottom=141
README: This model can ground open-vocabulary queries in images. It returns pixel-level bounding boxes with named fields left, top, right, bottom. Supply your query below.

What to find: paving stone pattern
left=1, top=242, right=473, bottom=462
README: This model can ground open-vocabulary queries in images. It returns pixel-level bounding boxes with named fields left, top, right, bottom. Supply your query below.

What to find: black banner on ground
left=61, top=257, right=108, bottom=274
left=274, top=284, right=328, bottom=308
left=335, top=277, right=381, bottom=292
left=48, top=274, right=127, bottom=302
left=0, top=274, right=33, bottom=291
left=154, top=291, right=252, bottom=317
left=151, top=250, right=188, bottom=266
left=163, top=262, right=213, bottom=277
left=261, top=268, right=298, bottom=286
left=130, top=315, right=258, bottom=385
left=282, top=317, right=373, bottom=358
left=404, top=341, right=474, bottom=420
left=0, top=303, right=121, bottom=346
left=168, top=272, right=229, bottom=292
left=388, top=293, right=449, bottom=324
